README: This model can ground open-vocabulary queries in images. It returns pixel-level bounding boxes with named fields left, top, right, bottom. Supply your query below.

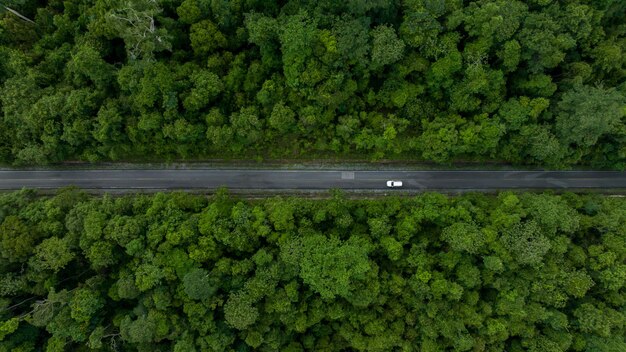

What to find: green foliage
left=441, top=221, right=485, bottom=254
left=0, top=318, right=19, bottom=341
left=224, top=291, right=258, bottom=330
left=183, top=70, right=224, bottom=112
left=31, top=237, right=74, bottom=272
left=278, top=10, right=317, bottom=88
left=556, top=84, right=626, bottom=150
left=69, top=288, right=104, bottom=323
left=0, top=0, right=624, bottom=167
left=0, top=215, right=36, bottom=263
left=297, top=234, right=372, bottom=301
left=182, top=268, right=217, bottom=300
left=268, top=101, right=296, bottom=133
left=502, top=220, right=551, bottom=266
left=1, top=191, right=623, bottom=350
left=370, top=25, right=405, bottom=69
left=190, top=20, right=227, bottom=56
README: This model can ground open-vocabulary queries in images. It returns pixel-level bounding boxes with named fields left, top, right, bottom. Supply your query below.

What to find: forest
left=0, top=0, right=625, bottom=167
left=0, top=188, right=624, bottom=351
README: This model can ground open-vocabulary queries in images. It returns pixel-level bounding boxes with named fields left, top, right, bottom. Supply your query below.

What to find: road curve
left=0, top=169, right=625, bottom=190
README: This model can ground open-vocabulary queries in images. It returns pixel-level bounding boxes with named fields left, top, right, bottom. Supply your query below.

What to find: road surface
left=0, top=169, right=625, bottom=191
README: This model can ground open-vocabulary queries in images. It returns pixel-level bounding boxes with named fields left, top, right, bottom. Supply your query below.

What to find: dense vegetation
left=0, top=0, right=625, bottom=167
left=0, top=188, right=624, bottom=351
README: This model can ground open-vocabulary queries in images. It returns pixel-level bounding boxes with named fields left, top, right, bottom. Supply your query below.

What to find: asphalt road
left=0, top=169, right=625, bottom=190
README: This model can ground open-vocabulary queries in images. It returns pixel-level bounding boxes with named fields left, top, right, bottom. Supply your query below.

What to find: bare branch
left=0, top=3, right=36, bottom=24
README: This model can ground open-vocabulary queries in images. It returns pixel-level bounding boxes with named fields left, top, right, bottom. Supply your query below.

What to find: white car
left=386, top=180, right=403, bottom=188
